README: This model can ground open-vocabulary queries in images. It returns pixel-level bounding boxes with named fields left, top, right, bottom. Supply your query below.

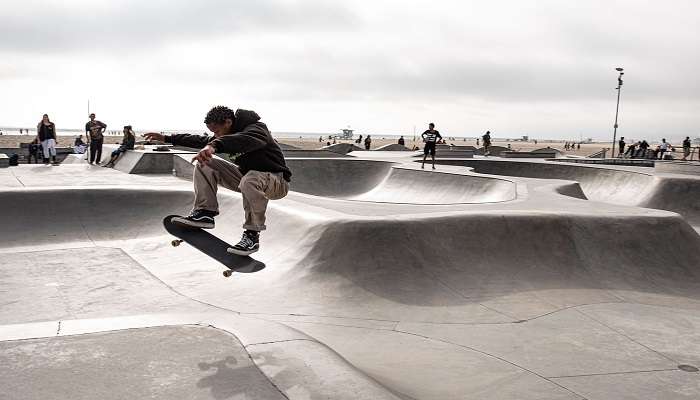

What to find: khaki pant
left=193, top=158, right=289, bottom=231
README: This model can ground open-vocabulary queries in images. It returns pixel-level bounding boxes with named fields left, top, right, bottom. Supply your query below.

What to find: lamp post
left=611, top=67, right=624, bottom=158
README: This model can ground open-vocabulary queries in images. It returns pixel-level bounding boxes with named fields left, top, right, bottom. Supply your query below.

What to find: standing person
left=482, top=130, right=492, bottom=156
left=682, top=137, right=691, bottom=161
left=420, top=123, right=442, bottom=169
left=36, top=114, right=58, bottom=165
left=144, top=106, right=291, bottom=256
left=85, top=113, right=107, bottom=165
left=618, top=137, right=625, bottom=157
left=658, top=138, right=669, bottom=160
left=364, top=135, right=372, bottom=150
left=638, top=140, right=649, bottom=158
left=103, top=125, right=136, bottom=168
left=398, top=136, right=405, bottom=146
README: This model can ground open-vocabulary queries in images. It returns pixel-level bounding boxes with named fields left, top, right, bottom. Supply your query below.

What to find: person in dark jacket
left=144, top=106, right=291, bottom=255
left=103, top=125, right=136, bottom=168
left=28, top=138, right=41, bottom=163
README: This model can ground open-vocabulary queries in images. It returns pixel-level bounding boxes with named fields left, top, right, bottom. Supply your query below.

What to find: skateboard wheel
left=223, top=270, right=233, bottom=278
left=171, top=239, right=183, bottom=247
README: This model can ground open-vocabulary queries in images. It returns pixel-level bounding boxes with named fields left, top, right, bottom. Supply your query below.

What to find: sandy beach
left=4, top=132, right=689, bottom=159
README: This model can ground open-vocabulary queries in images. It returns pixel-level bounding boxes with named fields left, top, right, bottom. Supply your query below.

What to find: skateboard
left=163, top=215, right=265, bottom=277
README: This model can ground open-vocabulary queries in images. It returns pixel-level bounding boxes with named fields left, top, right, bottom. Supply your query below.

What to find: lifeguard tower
left=339, top=128, right=354, bottom=140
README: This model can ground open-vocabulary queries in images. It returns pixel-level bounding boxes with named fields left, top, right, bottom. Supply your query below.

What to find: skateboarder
left=421, top=123, right=442, bottom=169
left=144, top=106, right=291, bottom=256
left=482, top=131, right=492, bottom=156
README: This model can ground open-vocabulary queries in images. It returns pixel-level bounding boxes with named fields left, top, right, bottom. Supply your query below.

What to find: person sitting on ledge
left=144, top=106, right=291, bottom=256
left=73, top=135, right=88, bottom=154
left=103, top=125, right=136, bottom=168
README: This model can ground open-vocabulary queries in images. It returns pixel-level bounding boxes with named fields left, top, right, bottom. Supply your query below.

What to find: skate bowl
left=433, top=158, right=700, bottom=227
left=285, top=158, right=516, bottom=204
left=3, top=177, right=700, bottom=399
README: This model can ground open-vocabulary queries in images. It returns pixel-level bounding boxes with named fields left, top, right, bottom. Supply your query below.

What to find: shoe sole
left=227, top=246, right=259, bottom=256
left=170, top=217, right=214, bottom=229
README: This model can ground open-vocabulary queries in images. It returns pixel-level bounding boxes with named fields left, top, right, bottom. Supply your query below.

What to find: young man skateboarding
left=144, top=106, right=291, bottom=255
left=482, top=130, right=492, bottom=156
left=421, top=123, right=442, bottom=169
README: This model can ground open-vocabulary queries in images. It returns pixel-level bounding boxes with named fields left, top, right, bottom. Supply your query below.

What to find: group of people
left=618, top=137, right=694, bottom=160
left=564, top=142, right=581, bottom=151
left=27, top=112, right=136, bottom=167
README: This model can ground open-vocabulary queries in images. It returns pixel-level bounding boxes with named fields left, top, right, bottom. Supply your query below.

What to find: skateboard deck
left=163, top=215, right=265, bottom=277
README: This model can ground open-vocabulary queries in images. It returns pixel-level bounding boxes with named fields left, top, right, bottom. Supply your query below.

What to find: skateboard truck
left=171, top=239, right=184, bottom=247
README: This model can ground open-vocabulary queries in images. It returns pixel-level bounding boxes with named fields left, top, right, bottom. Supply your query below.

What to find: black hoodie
left=165, top=109, right=291, bottom=182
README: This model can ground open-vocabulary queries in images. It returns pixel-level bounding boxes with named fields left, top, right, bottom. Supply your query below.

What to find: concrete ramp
left=285, top=158, right=515, bottom=204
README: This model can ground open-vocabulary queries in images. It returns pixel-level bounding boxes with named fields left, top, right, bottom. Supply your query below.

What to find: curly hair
left=204, top=105, right=236, bottom=125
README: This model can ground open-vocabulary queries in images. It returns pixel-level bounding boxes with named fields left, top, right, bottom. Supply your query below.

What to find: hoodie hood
left=233, top=109, right=261, bottom=133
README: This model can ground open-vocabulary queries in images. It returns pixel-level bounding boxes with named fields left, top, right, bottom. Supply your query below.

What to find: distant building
left=339, top=128, right=354, bottom=140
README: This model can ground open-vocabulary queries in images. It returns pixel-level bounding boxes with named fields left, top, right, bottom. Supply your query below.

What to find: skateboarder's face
left=206, top=119, right=234, bottom=137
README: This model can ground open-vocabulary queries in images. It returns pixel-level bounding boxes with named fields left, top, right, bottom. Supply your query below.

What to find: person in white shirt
left=658, top=138, right=670, bottom=160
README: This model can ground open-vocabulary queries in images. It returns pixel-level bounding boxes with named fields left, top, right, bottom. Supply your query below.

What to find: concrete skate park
left=1, top=146, right=700, bottom=400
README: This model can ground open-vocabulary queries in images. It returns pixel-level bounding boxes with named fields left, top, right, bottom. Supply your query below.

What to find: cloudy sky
left=1, top=0, right=699, bottom=140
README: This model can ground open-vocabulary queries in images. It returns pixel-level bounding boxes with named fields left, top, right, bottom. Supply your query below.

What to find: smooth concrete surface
left=1, top=154, right=700, bottom=399
left=655, top=160, right=700, bottom=176
left=502, top=150, right=558, bottom=158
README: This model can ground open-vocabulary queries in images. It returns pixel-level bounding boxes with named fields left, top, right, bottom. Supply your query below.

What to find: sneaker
left=227, top=230, right=259, bottom=256
left=171, top=209, right=217, bottom=229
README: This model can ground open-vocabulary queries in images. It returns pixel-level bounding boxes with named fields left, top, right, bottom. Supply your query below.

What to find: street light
left=611, top=67, right=624, bottom=158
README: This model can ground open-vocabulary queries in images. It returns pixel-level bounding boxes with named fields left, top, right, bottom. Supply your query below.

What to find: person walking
left=364, top=135, right=372, bottom=150
left=682, top=137, right=691, bottom=161
left=36, top=114, right=58, bottom=165
left=482, top=130, right=492, bottom=156
left=658, top=138, right=669, bottom=160
left=421, top=123, right=442, bottom=169
left=144, top=106, right=291, bottom=256
left=624, top=141, right=637, bottom=158
left=618, top=137, right=625, bottom=157
left=85, top=113, right=107, bottom=165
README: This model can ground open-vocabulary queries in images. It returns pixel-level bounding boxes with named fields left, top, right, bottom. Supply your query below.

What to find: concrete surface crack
left=547, top=368, right=679, bottom=379
left=575, top=308, right=680, bottom=365
left=393, top=328, right=589, bottom=400
left=245, top=338, right=314, bottom=348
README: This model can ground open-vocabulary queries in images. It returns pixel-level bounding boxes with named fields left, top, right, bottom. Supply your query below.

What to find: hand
left=191, top=145, right=216, bottom=165
left=143, top=132, right=165, bottom=142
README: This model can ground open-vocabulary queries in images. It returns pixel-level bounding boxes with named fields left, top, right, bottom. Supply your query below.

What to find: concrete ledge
left=553, top=157, right=655, bottom=167
left=104, top=145, right=196, bottom=174
left=413, top=149, right=475, bottom=158
left=655, top=160, right=700, bottom=176
left=282, top=149, right=348, bottom=158
left=502, top=151, right=558, bottom=158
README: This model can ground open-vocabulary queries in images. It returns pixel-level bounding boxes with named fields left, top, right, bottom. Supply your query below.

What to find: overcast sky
left=1, top=0, right=699, bottom=140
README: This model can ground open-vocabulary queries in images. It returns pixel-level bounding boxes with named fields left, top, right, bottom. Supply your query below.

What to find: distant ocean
left=0, top=127, right=419, bottom=140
